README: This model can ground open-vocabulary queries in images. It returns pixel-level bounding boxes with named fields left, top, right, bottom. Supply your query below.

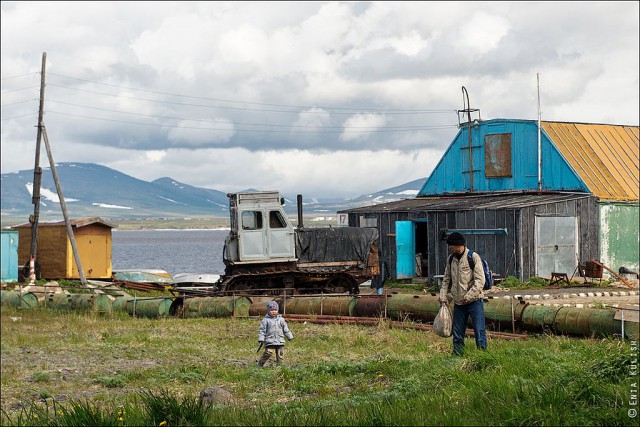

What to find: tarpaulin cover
left=296, top=227, right=378, bottom=263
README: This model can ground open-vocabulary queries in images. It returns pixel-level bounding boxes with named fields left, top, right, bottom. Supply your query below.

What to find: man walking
left=439, top=232, right=487, bottom=355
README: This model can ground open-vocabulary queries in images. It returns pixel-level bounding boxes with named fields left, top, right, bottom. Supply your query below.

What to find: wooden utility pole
left=27, top=52, right=87, bottom=285
left=28, top=52, right=47, bottom=282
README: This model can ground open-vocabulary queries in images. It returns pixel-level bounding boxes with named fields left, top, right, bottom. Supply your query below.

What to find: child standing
left=257, top=301, right=294, bottom=367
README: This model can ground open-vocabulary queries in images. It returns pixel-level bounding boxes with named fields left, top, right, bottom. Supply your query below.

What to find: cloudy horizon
left=2, top=1, right=638, bottom=199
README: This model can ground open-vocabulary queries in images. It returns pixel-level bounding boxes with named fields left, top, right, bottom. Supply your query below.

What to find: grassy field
left=1, top=302, right=638, bottom=427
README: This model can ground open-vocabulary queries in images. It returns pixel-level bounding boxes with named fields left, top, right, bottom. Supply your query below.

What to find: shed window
left=485, top=133, right=512, bottom=178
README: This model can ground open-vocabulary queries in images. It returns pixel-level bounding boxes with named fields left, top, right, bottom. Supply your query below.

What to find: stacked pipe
left=248, top=293, right=638, bottom=340
left=170, top=296, right=251, bottom=318
left=0, top=290, right=39, bottom=309
left=113, top=296, right=173, bottom=318
left=46, top=293, right=112, bottom=314
left=2, top=289, right=637, bottom=339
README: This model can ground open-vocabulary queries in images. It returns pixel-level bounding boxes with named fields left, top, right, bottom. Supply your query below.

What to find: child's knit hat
left=266, top=301, right=279, bottom=312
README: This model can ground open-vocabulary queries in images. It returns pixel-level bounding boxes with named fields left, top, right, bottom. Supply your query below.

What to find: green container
left=113, top=296, right=173, bottom=318
left=47, top=293, right=112, bottom=313
left=0, top=290, right=39, bottom=309
left=175, top=296, right=251, bottom=318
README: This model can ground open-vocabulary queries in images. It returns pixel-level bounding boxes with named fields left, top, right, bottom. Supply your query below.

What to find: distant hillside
left=1, top=162, right=425, bottom=222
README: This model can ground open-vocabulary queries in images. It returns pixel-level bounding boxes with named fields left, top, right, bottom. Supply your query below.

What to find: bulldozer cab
left=227, top=191, right=296, bottom=262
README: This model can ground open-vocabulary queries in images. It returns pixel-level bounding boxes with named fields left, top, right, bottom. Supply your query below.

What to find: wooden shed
left=13, top=217, right=114, bottom=280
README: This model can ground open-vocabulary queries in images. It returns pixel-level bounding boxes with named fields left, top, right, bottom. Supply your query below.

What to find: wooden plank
left=589, top=259, right=635, bottom=289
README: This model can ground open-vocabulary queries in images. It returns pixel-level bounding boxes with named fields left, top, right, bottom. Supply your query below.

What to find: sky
left=1, top=1, right=638, bottom=199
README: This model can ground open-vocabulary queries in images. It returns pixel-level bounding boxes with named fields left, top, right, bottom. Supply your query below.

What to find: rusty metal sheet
left=484, top=133, right=512, bottom=177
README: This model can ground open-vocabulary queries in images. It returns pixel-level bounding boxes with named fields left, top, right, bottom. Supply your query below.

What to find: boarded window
left=360, top=216, right=378, bottom=227
left=485, top=133, right=512, bottom=177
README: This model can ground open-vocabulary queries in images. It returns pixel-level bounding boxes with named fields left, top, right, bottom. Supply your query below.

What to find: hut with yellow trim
left=13, top=217, right=113, bottom=280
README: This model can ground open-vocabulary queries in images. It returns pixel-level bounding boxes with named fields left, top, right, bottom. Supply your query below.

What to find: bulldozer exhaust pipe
left=297, top=194, right=303, bottom=229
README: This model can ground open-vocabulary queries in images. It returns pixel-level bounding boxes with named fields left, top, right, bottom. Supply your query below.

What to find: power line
left=47, top=110, right=458, bottom=133
left=47, top=83, right=454, bottom=115
left=1, top=99, right=38, bottom=108
left=0, top=72, right=38, bottom=81
left=0, top=112, right=37, bottom=121
left=0, top=85, right=40, bottom=94
left=46, top=99, right=454, bottom=130
left=47, top=72, right=454, bottom=113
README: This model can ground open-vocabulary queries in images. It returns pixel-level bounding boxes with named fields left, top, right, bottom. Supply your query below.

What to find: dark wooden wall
left=349, top=195, right=599, bottom=283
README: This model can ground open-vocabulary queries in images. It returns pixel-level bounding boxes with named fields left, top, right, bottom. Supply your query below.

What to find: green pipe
left=385, top=294, right=442, bottom=322
left=553, top=306, right=639, bottom=339
left=249, top=297, right=283, bottom=317
left=483, top=299, right=529, bottom=331
left=113, top=296, right=173, bottom=318
left=0, top=290, right=39, bottom=309
left=521, top=305, right=562, bottom=332
left=46, top=293, right=112, bottom=313
left=172, top=296, right=251, bottom=318
left=282, top=296, right=356, bottom=316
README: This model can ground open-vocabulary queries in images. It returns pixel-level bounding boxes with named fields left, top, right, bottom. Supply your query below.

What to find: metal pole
left=28, top=52, right=47, bottom=278
left=41, top=125, right=87, bottom=284
left=462, top=87, right=474, bottom=191
left=537, top=73, right=542, bottom=191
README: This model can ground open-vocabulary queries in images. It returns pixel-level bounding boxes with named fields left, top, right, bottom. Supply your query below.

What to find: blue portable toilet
left=1, top=230, right=19, bottom=283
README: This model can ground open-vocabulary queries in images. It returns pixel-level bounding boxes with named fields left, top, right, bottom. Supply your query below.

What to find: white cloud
left=340, top=114, right=387, bottom=142
left=1, top=1, right=638, bottom=199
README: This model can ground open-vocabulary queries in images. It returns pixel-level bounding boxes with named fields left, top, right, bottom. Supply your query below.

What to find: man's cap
left=446, top=232, right=465, bottom=246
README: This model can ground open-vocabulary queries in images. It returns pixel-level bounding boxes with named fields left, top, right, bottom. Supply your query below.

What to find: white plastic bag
left=433, top=303, right=452, bottom=337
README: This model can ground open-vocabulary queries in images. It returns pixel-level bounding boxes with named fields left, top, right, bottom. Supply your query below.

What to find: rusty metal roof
left=12, top=217, right=115, bottom=229
left=342, top=192, right=594, bottom=213
left=541, top=122, right=639, bottom=201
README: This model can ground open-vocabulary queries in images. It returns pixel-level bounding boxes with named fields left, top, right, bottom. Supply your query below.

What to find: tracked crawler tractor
left=212, top=191, right=379, bottom=296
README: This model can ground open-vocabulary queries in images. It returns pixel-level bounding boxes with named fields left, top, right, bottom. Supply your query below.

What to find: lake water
left=111, top=229, right=228, bottom=275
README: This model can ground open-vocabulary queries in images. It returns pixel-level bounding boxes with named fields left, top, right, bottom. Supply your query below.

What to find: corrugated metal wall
left=418, top=119, right=589, bottom=196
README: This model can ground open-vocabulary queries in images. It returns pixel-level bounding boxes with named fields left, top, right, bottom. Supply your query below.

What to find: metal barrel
left=483, top=299, right=528, bottom=331
left=172, top=296, right=251, bottom=318
left=46, top=293, right=112, bottom=314
left=112, top=296, right=134, bottom=313
left=112, top=296, right=173, bottom=318
left=281, top=296, right=356, bottom=316
left=0, top=290, right=39, bottom=309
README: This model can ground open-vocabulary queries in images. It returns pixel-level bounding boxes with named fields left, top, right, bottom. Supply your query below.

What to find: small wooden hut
left=13, top=217, right=114, bottom=279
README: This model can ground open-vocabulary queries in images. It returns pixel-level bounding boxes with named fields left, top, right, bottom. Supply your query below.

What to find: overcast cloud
left=1, top=1, right=638, bottom=198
